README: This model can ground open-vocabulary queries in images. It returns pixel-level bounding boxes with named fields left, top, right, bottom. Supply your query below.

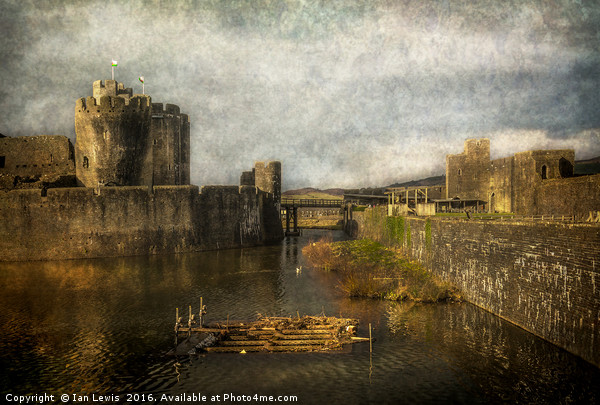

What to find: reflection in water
left=0, top=229, right=598, bottom=404
left=387, top=302, right=600, bottom=403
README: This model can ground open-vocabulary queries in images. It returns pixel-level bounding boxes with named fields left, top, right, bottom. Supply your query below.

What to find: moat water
left=0, top=230, right=599, bottom=404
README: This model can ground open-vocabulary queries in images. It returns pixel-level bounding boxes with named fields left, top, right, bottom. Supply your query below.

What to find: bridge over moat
left=280, top=198, right=343, bottom=236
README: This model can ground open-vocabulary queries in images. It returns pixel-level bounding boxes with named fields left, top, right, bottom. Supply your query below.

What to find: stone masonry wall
left=74, top=94, right=153, bottom=187
left=0, top=135, right=76, bottom=190
left=0, top=185, right=283, bottom=261
left=151, top=103, right=190, bottom=186
left=354, top=211, right=600, bottom=367
left=512, top=150, right=575, bottom=215
left=537, top=174, right=600, bottom=220
left=445, top=138, right=490, bottom=200
left=490, top=157, right=513, bottom=213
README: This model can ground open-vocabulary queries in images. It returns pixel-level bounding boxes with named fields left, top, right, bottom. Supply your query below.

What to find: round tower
left=254, top=161, right=281, bottom=203
left=150, top=103, right=191, bottom=185
left=74, top=80, right=152, bottom=187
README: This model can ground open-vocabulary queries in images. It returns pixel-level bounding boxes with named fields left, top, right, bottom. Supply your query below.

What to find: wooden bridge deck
left=279, top=199, right=344, bottom=235
left=280, top=198, right=342, bottom=208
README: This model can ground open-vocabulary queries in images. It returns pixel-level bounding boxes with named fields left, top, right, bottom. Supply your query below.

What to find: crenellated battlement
left=151, top=103, right=182, bottom=116
left=76, top=94, right=151, bottom=113
left=92, top=79, right=133, bottom=100
left=464, top=138, right=490, bottom=156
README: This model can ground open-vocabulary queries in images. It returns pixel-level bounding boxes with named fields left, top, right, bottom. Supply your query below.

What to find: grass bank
left=302, top=238, right=461, bottom=302
left=282, top=217, right=342, bottom=230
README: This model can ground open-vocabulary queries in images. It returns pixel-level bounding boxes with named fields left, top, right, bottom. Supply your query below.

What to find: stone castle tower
left=151, top=103, right=190, bottom=186
left=446, top=138, right=490, bottom=200
left=74, top=80, right=190, bottom=187
left=240, top=161, right=281, bottom=203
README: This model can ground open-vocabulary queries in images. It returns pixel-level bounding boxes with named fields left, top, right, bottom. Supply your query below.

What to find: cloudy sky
left=1, top=0, right=599, bottom=190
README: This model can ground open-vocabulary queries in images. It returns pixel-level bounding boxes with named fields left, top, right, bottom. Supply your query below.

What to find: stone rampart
left=0, top=135, right=76, bottom=189
left=0, top=185, right=283, bottom=261
left=537, top=174, right=600, bottom=220
left=353, top=210, right=600, bottom=367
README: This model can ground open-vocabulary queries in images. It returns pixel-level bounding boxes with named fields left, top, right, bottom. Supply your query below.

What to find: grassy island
left=303, top=238, right=462, bottom=302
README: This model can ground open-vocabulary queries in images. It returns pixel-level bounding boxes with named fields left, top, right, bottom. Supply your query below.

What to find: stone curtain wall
left=354, top=209, right=600, bottom=367
left=0, top=135, right=76, bottom=190
left=0, top=185, right=283, bottom=261
left=537, top=174, right=600, bottom=220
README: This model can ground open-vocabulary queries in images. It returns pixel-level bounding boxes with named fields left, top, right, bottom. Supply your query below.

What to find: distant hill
left=283, top=176, right=447, bottom=199
left=575, top=156, right=600, bottom=175
left=282, top=187, right=345, bottom=196
left=282, top=187, right=345, bottom=200
left=387, top=175, right=446, bottom=189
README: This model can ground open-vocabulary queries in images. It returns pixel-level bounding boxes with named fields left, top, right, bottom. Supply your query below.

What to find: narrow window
left=458, top=169, right=462, bottom=176
left=50, top=154, right=53, bottom=163
left=0, top=156, right=5, bottom=168
left=83, top=156, right=89, bottom=169
left=541, top=165, right=547, bottom=180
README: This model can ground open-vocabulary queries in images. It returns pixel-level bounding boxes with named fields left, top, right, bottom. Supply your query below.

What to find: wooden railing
left=280, top=198, right=342, bottom=208
left=434, top=214, right=576, bottom=222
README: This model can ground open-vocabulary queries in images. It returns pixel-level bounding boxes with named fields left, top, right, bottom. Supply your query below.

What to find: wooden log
left=205, top=346, right=266, bottom=353
left=350, top=337, right=371, bottom=342
left=178, top=327, right=227, bottom=334
left=268, top=345, right=324, bottom=352
left=280, top=329, right=334, bottom=334
left=220, top=340, right=269, bottom=346
left=271, top=339, right=329, bottom=346
left=273, top=333, right=334, bottom=340
left=227, top=335, right=258, bottom=341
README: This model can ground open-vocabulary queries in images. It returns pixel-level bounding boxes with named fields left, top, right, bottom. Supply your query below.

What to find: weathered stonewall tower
left=151, top=103, right=190, bottom=185
left=446, top=138, right=490, bottom=200
left=241, top=161, right=282, bottom=204
left=74, top=80, right=190, bottom=187
left=75, top=80, right=152, bottom=187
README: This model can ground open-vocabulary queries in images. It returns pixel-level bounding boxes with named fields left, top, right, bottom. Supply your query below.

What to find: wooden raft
left=172, top=314, right=368, bottom=355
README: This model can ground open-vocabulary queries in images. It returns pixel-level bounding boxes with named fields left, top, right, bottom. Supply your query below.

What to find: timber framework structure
left=170, top=302, right=370, bottom=355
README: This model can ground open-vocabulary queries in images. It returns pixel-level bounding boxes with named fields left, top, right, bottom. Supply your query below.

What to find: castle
left=0, top=79, right=283, bottom=261
left=445, top=138, right=599, bottom=219
left=387, top=138, right=599, bottom=220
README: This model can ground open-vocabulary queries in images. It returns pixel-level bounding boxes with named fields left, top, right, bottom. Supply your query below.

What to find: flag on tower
left=139, top=76, right=144, bottom=83
left=112, top=59, right=118, bottom=67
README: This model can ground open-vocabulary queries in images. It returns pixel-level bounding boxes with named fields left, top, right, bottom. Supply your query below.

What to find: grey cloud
left=1, top=0, right=600, bottom=189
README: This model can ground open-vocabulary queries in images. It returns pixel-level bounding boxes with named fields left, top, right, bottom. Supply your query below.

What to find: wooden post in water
left=175, top=307, right=179, bottom=345
left=369, top=323, right=372, bottom=353
left=200, top=297, right=203, bottom=327
left=188, top=305, right=192, bottom=336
